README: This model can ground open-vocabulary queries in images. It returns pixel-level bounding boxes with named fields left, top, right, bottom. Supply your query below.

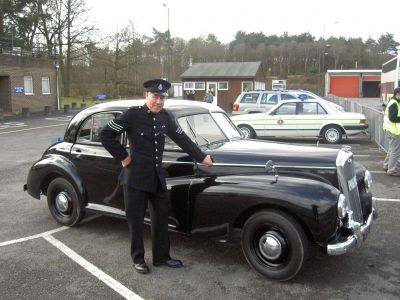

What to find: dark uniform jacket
left=100, top=104, right=206, bottom=192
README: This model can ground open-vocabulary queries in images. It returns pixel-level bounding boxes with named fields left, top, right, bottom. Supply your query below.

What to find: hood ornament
left=265, top=160, right=278, bottom=183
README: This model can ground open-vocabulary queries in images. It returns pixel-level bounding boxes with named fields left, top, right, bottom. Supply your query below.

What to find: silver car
left=232, top=90, right=298, bottom=115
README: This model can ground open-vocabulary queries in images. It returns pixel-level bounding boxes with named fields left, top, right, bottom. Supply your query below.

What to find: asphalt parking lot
left=0, top=112, right=399, bottom=300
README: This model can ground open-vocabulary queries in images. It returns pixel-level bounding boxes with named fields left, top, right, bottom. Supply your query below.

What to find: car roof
left=64, top=99, right=225, bottom=142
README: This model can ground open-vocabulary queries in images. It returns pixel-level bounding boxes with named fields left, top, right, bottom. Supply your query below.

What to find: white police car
left=231, top=98, right=368, bottom=143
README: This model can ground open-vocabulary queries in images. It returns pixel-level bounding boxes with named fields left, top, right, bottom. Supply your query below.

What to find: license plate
left=348, top=176, right=357, bottom=191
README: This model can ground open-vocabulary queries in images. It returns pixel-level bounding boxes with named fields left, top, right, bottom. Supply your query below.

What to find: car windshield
left=170, top=112, right=241, bottom=148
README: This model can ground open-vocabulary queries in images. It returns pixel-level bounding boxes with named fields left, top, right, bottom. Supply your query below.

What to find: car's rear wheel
left=322, top=125, right=342, bottom=144
left=238, top=125, right=256, bottom=139
left=241, top=210, right=308, bottom=281
left=47, top=178, right=85, bottom=226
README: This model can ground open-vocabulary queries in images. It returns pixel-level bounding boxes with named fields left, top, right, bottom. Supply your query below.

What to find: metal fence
left=326, top=95, right=388, bottom=152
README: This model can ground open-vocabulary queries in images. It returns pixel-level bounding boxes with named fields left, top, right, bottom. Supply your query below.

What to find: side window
left=77, top=113, right=121, bottom=144
left=240, top=93, right=259, bottom=104
left=281, top=93, right=297, bottom=100
left=77, top=117, right=93, bottom=143
left=260, top=93, right=278, bottom=104
left=317, top=104, right=327, bottom=114
left=274, top=103, right=297, bottom=115
left=299, top=102, right=318, bottom=115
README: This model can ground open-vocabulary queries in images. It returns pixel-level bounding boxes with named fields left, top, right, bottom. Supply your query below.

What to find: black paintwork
left=25, top=100, right=370, bottom=247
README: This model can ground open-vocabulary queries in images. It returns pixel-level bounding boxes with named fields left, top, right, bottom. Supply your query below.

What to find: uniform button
left=154, top=125, right=156, bottom=129
left=155, top=149, right=158, bottom=152
left=155, top=141, right=157, bottom=144
left=153, top=117, right=156, bottom=121
left=154, top=133, right=157, bottom=136
left=156, top=156, right=158, bottom=159
left=156, top=164, right=159, bottom=167
left=141, top=133, right=144, bottom=136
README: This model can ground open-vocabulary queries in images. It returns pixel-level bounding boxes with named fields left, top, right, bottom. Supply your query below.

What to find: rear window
left=240, top=93, right=259, bottom=104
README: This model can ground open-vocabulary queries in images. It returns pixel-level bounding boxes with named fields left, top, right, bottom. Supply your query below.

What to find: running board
left=85, top=203, right=178, bottom=229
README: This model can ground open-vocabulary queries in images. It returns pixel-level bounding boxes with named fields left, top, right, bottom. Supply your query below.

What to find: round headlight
left=364, top=170, right=373, bottom=189
left=337, top=194, right=348, bottom=219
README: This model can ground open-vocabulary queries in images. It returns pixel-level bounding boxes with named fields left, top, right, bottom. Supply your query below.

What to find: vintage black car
left=24, top=100, right=377, bottom=281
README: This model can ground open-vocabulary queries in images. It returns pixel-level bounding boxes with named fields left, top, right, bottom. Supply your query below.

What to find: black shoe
left=133, top=262, right=150, bottom=274
left=153, top=258, right=183, bottom=268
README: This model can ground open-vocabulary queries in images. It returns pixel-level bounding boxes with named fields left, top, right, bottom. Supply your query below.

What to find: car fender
left=189, top=174, right=340, bottom=243
left=319, top=122, right=345, bottom=134
left=26, top=154, right=85, bottom=201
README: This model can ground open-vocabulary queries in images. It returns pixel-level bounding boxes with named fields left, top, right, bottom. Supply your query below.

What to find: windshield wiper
left=185, top=119, right=213, bottom=147
left=186, top=119, right=199, bottom=145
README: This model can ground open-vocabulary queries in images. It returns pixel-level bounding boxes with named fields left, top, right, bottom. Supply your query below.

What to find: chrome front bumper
left=327, top=198, right=378, bottom=256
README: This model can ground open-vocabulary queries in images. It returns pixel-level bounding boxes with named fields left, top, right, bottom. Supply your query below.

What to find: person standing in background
left=383, top=87, right=400, bottom=176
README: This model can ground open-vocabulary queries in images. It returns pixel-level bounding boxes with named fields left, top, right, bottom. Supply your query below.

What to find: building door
left=330, top=76, right=359, bottom=97
left=206, top=82, right=218, bottom=105
left=0, top=76, right=12, bottom=112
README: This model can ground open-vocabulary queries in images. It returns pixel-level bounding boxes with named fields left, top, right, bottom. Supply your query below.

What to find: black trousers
left=123, top=183, right=171, bottom=264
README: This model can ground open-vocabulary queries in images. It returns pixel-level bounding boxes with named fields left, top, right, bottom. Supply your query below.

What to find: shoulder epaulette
left=128, top=105, right=142, bottom=110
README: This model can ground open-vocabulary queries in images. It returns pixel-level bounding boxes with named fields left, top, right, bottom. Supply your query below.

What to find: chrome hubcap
left=258, top=231, right=284, bottom=260
left=326, top=129, right=339, bottom=142
left=240, top=127, right=250, bottom=138
left=55, top=191, right=70, bottom=213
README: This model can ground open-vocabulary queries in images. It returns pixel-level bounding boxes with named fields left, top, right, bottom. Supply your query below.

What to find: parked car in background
left=232, top=90, right=298, bottom=115
left=24, top=100, right=376, bottom=281
left=288, top=90, right=345, bottom=112
left=231, top=98, right=368, bottom=143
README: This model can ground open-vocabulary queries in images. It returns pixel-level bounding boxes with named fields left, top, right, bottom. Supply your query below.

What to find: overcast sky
left=86, top=0, right=399, bottom=43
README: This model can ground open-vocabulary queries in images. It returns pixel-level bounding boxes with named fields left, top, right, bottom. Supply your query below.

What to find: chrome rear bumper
left=327, top=198, right=378, bottom=256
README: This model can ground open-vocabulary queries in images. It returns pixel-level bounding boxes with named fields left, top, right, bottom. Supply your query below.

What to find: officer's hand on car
left=121, top=155, right=131, bottom=167
left=202, top=155, right=214, bottom=167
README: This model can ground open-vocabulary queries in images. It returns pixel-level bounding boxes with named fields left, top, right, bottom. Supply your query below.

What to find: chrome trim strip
left=86, top=203, right=125, bottom=216
left=163, top=160, right=195, bottom=165
left=74, top=157, right=336, bottom=170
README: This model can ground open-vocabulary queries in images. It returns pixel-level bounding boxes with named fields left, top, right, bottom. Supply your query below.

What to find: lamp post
left=163, top=3, right=170, bottom=33
left=319, top=22, right=339, bottom=95
left=55, top=64, right=60, bottom=111
left=163, top=3, right=171, bottom=81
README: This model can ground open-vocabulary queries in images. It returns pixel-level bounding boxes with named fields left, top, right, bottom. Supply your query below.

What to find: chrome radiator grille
left=336, top=149, right=363, bottom=223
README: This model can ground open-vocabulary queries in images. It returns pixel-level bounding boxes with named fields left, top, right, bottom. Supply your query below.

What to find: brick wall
left=0, top=55, right=57, bottom=113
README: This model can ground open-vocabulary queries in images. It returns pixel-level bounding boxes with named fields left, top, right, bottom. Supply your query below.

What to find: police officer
left=383, top=87, right=400, bottom=176
left=100, top=79, right=213, bottom=274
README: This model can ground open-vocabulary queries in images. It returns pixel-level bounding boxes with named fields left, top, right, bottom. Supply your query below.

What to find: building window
left=242, top=81, right=253, bottom=92
left=42, top=77, right=51, bottom=94
left=24, top=76, right=33, bottom=95
left=218, top=81, right=228, bottom=90
left=184, top=81, right=205, bottom=90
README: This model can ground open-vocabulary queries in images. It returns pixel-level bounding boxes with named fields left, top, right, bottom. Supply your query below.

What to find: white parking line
left=0, top=123, right=67, bottom=135
left=45, top=116, right=73, bottom=122
left=375, top=198, right=400, bottom=202
left=0, top=226, right=68, bottom=247
left=0, top=122, right=27, bottom=130
left=44, top=235, right=143, bottom=300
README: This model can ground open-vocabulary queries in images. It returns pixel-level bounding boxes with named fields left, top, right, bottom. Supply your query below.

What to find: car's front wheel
left=241, top=210, right=308, bottom=281
left=238, top=125, right=256, bottom=139
left=47, top=178, right=85, bottom=226
left=322, top=125, right=342, bottom=144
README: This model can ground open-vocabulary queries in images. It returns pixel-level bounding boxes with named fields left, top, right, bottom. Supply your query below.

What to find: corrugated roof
left=181, top=61, right=262, bottom=78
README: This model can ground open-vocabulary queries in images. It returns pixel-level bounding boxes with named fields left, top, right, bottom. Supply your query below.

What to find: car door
left=259, top=92, right=279, bottom=112
left=70, top=112, right=124, bottom=209
left=297, top=102, right=328, bottom=137
left=264, top=102, right=298, bottom=137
